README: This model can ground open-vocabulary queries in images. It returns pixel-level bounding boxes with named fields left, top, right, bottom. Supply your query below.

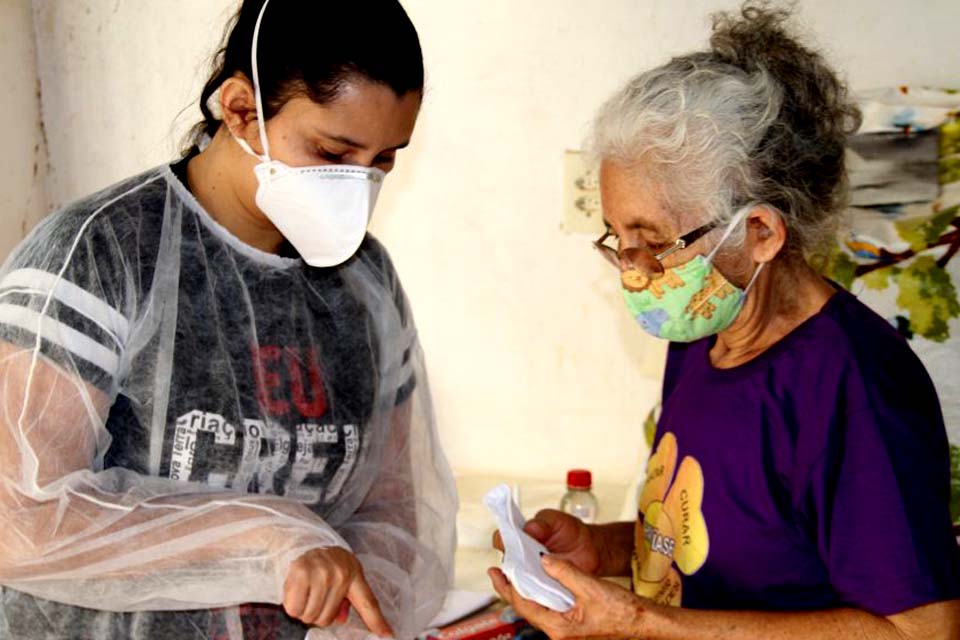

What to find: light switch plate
left=562, top=150, right=606, bottom=235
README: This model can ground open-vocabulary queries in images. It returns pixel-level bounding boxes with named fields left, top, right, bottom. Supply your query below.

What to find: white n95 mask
left=236, top=139, right=385, bottom=267
left=235, top=0, right=386, bottom=268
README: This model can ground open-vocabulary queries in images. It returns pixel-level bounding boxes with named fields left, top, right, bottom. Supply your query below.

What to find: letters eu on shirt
left=107, top=265, right=381, bottom=507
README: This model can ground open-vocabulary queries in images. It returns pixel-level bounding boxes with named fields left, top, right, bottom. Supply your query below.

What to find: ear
left=219, top=74, right=263, bottom=153
left=746, top=206, right=786, bottom=263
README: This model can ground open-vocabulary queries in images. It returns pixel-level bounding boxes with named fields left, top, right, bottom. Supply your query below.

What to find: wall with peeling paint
left=30, top=0, right=233, bottom=210
left=0, top=0, right=48, bottom=260
left=8, top=1, right=960, bottom=484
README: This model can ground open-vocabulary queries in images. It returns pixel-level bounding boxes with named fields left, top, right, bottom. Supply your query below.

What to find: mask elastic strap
left=249, top=0, right=272, bottom=161
left=235, top=136, right=267, bottom=163
left=685, top=259, right=765, bottom=318
left=706, top=205, right=752, bottom=263
left=744, top=261, right=765, bottom=295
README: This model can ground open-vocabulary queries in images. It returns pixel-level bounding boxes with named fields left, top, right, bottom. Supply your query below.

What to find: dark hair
left=710, top=2, right=862, bottom=252
left=188, top=0, right=424, bottom=145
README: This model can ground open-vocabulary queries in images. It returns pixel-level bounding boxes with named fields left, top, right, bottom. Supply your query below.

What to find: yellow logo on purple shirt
left=632, top=432, right=709, bottom=606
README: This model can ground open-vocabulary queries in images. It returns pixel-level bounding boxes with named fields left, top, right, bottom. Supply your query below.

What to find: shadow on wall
left=0, top=0, right=49, bottom=262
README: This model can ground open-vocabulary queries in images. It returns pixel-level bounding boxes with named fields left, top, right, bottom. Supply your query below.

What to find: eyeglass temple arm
left=654, top=220, right=722, bottom=261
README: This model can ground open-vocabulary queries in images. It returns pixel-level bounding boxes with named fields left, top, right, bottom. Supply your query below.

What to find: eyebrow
left=604, top=217, right=660, bottom=234
left=627, top=220, right=658, bottom=232
left=319, top=131, right=410, bottom=153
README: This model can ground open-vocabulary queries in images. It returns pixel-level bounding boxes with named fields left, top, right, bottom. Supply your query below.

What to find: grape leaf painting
left=817, top=109, right=960, bottom=523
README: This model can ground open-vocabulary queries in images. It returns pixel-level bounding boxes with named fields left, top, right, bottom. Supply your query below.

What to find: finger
left=529, top=509, right=582, bottom=548
left=488, top=569, right=555, bottom=629
left=522, top=519, right=549, bottom=541
left=541, top=555, right=590, bottom=598
left=300, top=584, right=328, bottom=625
left=347, top=574, right=393, bottom=638
left=282, top=579, right=310, bottom=620
left=531, top=508, right=568, bottom=526
left=488, top=567, right=513, bottom=600
left=488, top=569, right=550, bottom=616
left=492, top=530, right=504, bottom=552
left=312, top=579, right=351, bottom=627
left=334, top=599, right=351, bottom=625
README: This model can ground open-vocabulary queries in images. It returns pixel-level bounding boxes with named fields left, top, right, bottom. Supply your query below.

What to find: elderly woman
left=490, top=5, right=960, bottom=639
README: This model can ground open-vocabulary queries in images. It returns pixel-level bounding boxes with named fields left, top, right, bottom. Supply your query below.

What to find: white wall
left=0, top=0, right=47, bottom=260
left=11, top=0, right=960, bottom=483
left=30, top=0, right=233, bottom=209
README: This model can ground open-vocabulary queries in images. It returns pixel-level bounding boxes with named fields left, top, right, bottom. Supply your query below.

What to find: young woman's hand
left=283, top=546, right=392, bottom=636
left=493, top=508, right=603, bottom=576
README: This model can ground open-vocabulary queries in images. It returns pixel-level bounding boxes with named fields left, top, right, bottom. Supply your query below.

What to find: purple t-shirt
left=632, top=287, right=960, bottom=616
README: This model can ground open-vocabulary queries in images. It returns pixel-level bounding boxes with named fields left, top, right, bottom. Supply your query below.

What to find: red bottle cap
left=566, top=469, right=592, bottom=490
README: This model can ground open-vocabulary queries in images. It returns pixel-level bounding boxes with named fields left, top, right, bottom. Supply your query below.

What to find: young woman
left=0, top=1, right=456, bottom=639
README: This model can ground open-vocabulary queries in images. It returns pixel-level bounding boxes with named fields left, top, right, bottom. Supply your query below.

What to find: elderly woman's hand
left=492, top=509, right=605, bottom=576
left=488, top=555, right=650, bottom=640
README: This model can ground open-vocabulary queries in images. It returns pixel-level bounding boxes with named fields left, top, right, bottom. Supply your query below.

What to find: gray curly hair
left=588, top=2, right=862, bottom=256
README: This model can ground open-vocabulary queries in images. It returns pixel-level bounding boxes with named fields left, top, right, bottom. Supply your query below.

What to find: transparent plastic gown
left=0, top=163, right=457, bottom=639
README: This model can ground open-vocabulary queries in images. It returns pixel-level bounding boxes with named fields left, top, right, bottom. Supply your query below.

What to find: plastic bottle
left=559, top=469, right=598, bottom=523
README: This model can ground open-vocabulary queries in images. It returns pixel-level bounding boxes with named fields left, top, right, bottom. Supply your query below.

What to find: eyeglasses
left=592, top=220, right=719, bottom=272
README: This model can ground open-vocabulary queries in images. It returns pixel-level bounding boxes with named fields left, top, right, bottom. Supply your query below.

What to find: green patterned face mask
left=621, top=210, right=762, bottom=343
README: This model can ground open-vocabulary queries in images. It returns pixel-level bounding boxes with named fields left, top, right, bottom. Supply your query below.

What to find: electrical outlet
left=562, top=150, right=605, bottom=234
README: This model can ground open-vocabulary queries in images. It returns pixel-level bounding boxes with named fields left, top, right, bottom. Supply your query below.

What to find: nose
left=349, top=150, right=395, bottom=172
left=351, top=153, right=378, bottom=169
left=619, top=246, right=665, bottom=278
